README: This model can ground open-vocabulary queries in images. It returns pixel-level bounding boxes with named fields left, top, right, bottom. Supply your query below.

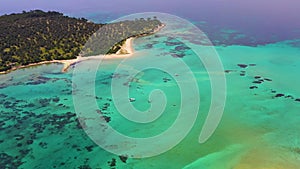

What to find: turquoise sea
left=1, top=13, right=300, bottom=169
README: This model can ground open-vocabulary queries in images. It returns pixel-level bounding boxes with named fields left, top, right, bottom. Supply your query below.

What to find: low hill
left=0, top=10, right=163, bottom=72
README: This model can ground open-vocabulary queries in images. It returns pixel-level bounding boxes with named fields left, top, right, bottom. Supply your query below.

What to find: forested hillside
left=0, top=10, right=102, bottom=71
left=0, top=10, right=163, bottom=72
left=82, top=17, right=163, bottom=56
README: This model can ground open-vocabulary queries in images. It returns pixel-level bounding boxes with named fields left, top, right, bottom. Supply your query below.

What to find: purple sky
left=1, top=0, right=299, bottom=20
left=1, top=0, right=299, bottom=27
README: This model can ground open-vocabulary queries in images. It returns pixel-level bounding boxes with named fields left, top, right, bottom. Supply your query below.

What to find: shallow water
left=1, top=18, right=300, bottom=169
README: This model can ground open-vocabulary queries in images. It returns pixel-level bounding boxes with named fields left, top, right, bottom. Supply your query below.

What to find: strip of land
left=61, top=37, right=135, bottom=72
left=0, top=38, right=134, bottom=74
left=62, top=23, right=165, bottom=72
left=0, top=10, right=165, bottom=74
left=0, top=23, right=165, bottom=74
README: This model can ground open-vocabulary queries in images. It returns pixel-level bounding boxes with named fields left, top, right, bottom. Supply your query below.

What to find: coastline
left=61, top=37, right=136, bottom=72
left=0, top=23, right=165, bottom=75
left=0, top=38, right=134, bottom=75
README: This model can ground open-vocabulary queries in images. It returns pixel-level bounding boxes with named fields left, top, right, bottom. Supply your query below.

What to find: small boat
left=129, top=97, right=136, bottom=102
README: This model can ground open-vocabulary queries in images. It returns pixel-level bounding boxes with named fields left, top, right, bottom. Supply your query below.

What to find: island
left=0, top=10, right=164, bottom=73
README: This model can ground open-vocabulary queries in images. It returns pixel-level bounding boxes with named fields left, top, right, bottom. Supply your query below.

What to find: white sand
left=60, top=37, right=135, bottom=72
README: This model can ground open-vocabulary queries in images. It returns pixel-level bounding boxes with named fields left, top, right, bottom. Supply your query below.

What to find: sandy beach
left=59, top=37, right=135, bottom=72
left=0, top=37, right=135, bottom=74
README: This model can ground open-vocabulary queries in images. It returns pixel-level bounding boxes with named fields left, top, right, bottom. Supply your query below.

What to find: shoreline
left=0, top=37, right=135, bottom=75
left=61, top=37, right=136, bottom=72
left=0, top=23, right=165, bottom=75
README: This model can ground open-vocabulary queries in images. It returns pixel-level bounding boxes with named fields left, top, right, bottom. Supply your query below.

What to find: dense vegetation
left=82, top=17, right=163, bottom=56
left=0, top=10, right=102, bottom=71
left=0, top=10, right=163, bottom=72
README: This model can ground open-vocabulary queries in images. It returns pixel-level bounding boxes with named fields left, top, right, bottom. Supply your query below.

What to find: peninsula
left=0, top=10, right=164, bottom=73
